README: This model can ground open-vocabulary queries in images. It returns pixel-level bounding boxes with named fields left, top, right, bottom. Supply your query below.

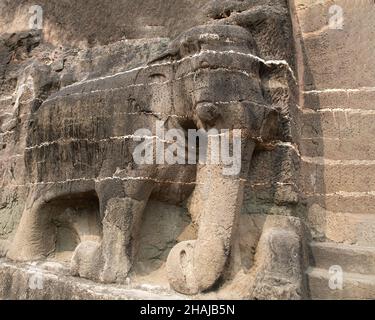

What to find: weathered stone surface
left=0, top=259, right=185, bottom=300
left=247, top=215, right=309, bottom=300
left=307, top=267, right=375, bottom=300
left=1, top=0, right=373, bottom=300
left=293, top=0, right=375, bottom=300
left=1, top=0, right=210, bottom=46
left=310, top=242, right=375, bottom=275
left=294, top=0, right=375, bottom=90
left=0, top=213, right=310, bottom=300
left=0, top=0, right=304, bottom=299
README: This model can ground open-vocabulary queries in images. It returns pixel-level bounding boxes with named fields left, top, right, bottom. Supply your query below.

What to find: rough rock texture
left=0, top=0, right=210, bottom=46
left=7, top=0, right=374, bottom=300
left=291, top=0, right=375, bottom=299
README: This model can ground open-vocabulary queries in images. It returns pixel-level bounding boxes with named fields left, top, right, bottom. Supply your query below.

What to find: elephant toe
left=71, top=240, right=131, bottom=284
left=71, top=241, right=102, bottom=281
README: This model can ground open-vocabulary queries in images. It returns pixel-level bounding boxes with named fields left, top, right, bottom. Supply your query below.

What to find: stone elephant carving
left=7, top=24, right=279, bottom=294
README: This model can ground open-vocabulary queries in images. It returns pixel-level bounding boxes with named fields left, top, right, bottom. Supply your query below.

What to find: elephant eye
left=149, top=73, right=167, bottom=83
left=180, top=41, right=201, bottom=57
left=199, top=60, right=210, bottom=69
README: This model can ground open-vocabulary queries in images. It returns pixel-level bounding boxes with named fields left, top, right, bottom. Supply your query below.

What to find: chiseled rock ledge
left=0, top=259, right=186, bottom=300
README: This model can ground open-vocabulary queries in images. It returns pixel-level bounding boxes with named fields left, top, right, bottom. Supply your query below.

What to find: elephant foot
left=70, top=241, right=103, bottom=282
left=70, top=241, right=130, bottom=284
left=166, top=240, right=227, bottom=295
left=0, top=240, right=10, bottom=258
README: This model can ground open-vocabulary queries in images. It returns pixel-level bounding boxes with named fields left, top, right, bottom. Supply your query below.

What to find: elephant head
left=156, top=24, right=280, bottom=295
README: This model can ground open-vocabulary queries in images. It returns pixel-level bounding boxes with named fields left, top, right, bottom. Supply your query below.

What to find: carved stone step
left=0, top=259, right=186, bottom=300
left=310, top=242, right=375, bottom=275
left=307, top=267, right=375, bottom=300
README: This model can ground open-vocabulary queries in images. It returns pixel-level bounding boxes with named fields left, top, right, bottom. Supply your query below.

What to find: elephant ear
left=245, top=102, right=279, bottom=143
left=147, top=38, right=182, bottom=65
left=147, top=26, right=203, bottom=65
left=259, top=106, right=279, bottom=142
left=147, top=49, right=177, bottom=65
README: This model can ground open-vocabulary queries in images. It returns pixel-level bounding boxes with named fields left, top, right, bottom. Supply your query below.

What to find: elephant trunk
left=167, top=133, right=255, bottom=295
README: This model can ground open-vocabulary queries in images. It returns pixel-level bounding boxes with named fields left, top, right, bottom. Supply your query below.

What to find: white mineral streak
left=304, top=87, right=375, bottom=94
left=61, top=49, right=296, bottom=91
left=317, top=108, right=375, bottom=115
left=302, top=156, right=375, bottom=166
left=25, top=135, right=174, bottom=150
left=44, top=68, right=253, bottom=104
left=310, top=191, right=375, bottom=198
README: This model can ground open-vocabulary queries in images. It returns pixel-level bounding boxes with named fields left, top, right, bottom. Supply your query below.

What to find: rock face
left=292, top=0, right=375, bottom=299
left=1, top=0, right=371, bottom=300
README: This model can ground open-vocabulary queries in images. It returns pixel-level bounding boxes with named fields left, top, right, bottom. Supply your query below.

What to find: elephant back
left=24, top=60, right=176, bottom=184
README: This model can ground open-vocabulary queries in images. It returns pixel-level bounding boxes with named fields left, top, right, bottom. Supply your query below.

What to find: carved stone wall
left=1, top=0, right=372, bottom=300
left=292, top=0, right=375, bottom=299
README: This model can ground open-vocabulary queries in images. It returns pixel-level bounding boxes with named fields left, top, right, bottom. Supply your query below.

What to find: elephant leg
left=167, top=138, right=256, bottom=294
left=7, top=186, right=59, bottom=261
left=71, top=179, right=153, bottom=283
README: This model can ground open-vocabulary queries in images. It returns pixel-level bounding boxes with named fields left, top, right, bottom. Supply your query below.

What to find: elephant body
left=7, top=24, right=279, bottom=292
